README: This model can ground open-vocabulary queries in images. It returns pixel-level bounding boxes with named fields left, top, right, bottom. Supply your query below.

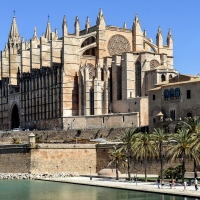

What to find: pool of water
left=0, top=180, right=198, bottom=200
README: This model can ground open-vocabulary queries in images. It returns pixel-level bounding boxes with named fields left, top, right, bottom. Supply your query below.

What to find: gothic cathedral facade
left=0, top=9, right=177, bottom=130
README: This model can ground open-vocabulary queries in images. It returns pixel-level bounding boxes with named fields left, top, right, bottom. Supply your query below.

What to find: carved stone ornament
left=88, top=63, right=95, bottom=79
left=150, top=60, right=160, bottom=69
left=108, top=34, right=130, bottom=56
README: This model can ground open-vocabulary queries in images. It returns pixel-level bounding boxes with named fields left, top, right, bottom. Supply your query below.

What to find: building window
left=161, top=74, right=166, bottom=82
left=117, top=66, right=122, bottom=100
left=153, top=94, right=155, bottom=100
left=153, top=118, right=155, bottom=123
left=90, top=89, right=94, bottom=115
left=169, top=74, right=173, bottom=79
left=187, top=90, right=191, bottom=99
left=187, top=113, right=192, bottom=117
left=102, top=117, right=104, bottom=123
left=175, top=88, right=180, bottom=98
left=135, top=61, right=141, bottom=97
left=169, top=88, right=174, bottom=99
left=170, top=110, right=175, bottom=120
left=122, top=116, right=125, bottom=122
left=164, top=89, right=169, bottom=98
left=102, top=91, right=104, bottom=114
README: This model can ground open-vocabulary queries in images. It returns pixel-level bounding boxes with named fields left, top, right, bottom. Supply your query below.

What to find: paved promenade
left=37, top=176, right=200, bottom=199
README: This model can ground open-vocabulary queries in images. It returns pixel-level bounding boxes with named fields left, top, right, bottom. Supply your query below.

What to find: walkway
left=37, top=176, right=200, bottom=198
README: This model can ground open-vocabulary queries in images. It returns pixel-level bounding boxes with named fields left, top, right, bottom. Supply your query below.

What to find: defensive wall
left=0, top=142, right=194, bottom=176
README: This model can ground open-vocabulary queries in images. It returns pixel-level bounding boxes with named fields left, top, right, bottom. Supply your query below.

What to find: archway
left=11, top=104, right=20, bottom=129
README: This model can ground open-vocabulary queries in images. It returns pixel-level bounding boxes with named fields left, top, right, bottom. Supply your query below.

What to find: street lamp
left=125, top=159, right=128, bottom=180
left=89, top=167, right=92, bottom=180
left=134, top=166, right=140, bottom=186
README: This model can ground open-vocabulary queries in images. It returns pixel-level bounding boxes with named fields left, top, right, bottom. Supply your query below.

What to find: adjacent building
left=149, top=74, right=200, bottom=132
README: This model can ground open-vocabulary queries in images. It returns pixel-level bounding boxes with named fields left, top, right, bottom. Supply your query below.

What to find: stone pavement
left=37, top=176, right=200, bottom=199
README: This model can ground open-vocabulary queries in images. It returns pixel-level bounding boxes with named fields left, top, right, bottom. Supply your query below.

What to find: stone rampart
left=0, top=144, right=30, bottom=173
left=0, top=143, right=195, bottom=176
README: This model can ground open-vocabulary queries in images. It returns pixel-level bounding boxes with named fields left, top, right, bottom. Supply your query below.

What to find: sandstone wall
left=30, top=144, right=96, bottom=174
left=0, top=145, right=30, bottom=173
left=0, top=143, right=195, bottom=175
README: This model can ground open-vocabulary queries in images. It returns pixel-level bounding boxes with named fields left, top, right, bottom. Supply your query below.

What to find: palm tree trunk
left=128, top=150, right=131, bottom=181
left=160, top=142, right=163, bottom=180
left=116, top=160, right=119, bottom=180
left=194, top=159, right=197, bottom=178
left=144, top=158, right=147, bottom=182
left=182, top=156, right=185, bottom=183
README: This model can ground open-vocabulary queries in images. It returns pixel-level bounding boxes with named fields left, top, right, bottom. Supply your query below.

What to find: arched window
left=169, top=74, right=172, bottom=79
left=164, top=89, right=169, bottom=98
left=161, top=74, right=166, bottom=82
left=135, top=61, right=141, bottom=97
left=170, top=88, right=174, bottom=99
left=90, top=89, right=94, bottom=115
left=175, top=88, right=180, bottom=98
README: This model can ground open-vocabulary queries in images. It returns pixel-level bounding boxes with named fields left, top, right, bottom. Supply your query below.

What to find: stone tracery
left=150, top=60, right=160, bottom=69
left=108, top=34, right=130, bottom=56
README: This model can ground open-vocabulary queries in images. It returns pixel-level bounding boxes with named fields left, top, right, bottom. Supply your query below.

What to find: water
left=0, top=180, right=198, bottom=200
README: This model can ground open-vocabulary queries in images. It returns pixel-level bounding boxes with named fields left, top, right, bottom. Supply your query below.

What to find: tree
left=108, top=145, right=127, bottom=180
left=183, top=116, right=200, bottom=133
left=120, top=128, right=137, bottom=181
left=132, top=132, right=155, bottom=182
left=182, top=116, right=200, bottom=178
left=151, top=128, right=168, bottom=181
left=166, top=129, right=200, bottom=182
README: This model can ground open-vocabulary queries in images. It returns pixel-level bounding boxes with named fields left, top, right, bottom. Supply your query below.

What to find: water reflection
left=0, top=180, right=198, bottom=200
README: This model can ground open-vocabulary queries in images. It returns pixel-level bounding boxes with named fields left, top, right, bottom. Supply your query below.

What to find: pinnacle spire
left=75, top=16, right=80, bottom=36
left=132, top=13, right=142, bottom=31
left=157, top=25, right=162, bottom=34
left=33, top=27, right=37, bottom=38
left=167, top=28, right=173, bottom=46
left=143, top=30, right=147, bottom=37
left=156, top=26, right=163, bottom=49
left=8, top=16, right=20, bottom=45
left=63, top=15, right=67, bottom=26
left=45, top=16, right=52, bottom=41
left=168, top=28, right=172, bottom=36
left=96, top=8, right=106, bottom=26
left=85, top=16, right=90, bottom=29
left=62, top=15, right=68, bottom=36
left=134, top=13, right=139, bottom=23
left=123, top=22, right=127, bottom=29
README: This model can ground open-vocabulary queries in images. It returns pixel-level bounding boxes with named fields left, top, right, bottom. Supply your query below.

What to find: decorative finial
left=34, top=27, right=37, bottom=37
left=143, top=30, right=146, bottom=37
left=13, top=9, right=16, bottom=17
left=123, top=22, right=127, bottom=29
left=168, top=28, right=171, bottom=35
left=48, top=14, right=50, bottom=21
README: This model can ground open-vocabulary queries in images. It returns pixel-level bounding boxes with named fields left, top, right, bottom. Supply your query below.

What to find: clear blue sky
left=0, top=0, right=199, bottom=75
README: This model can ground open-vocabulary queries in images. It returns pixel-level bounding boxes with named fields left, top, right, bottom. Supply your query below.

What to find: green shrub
left=12, top=138, right=20, bottom=144
left=163, top=165, right=183, bottom=179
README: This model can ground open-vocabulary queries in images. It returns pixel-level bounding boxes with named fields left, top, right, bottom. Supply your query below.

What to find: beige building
left=148, top=74, right=200, bottom=133
left=0, top=9, right=177, bottom=130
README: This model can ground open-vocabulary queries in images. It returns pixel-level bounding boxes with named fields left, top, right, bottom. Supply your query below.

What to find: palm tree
left=108, top=145, right=127, bottom=180
left=132, top=132, right=155, bottom=182
left=120, top=128, right=137, bottom=181
left=182, top=116, right=200, bottom=133
left=151, top=128, right=168, bottom=181
left=182, top=116, right=200, bottom=178
left=167, top=129, right=200, bottom=182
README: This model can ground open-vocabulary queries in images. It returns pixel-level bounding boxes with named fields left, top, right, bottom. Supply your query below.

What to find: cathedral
left=0, top=9, right=177, bottom=130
